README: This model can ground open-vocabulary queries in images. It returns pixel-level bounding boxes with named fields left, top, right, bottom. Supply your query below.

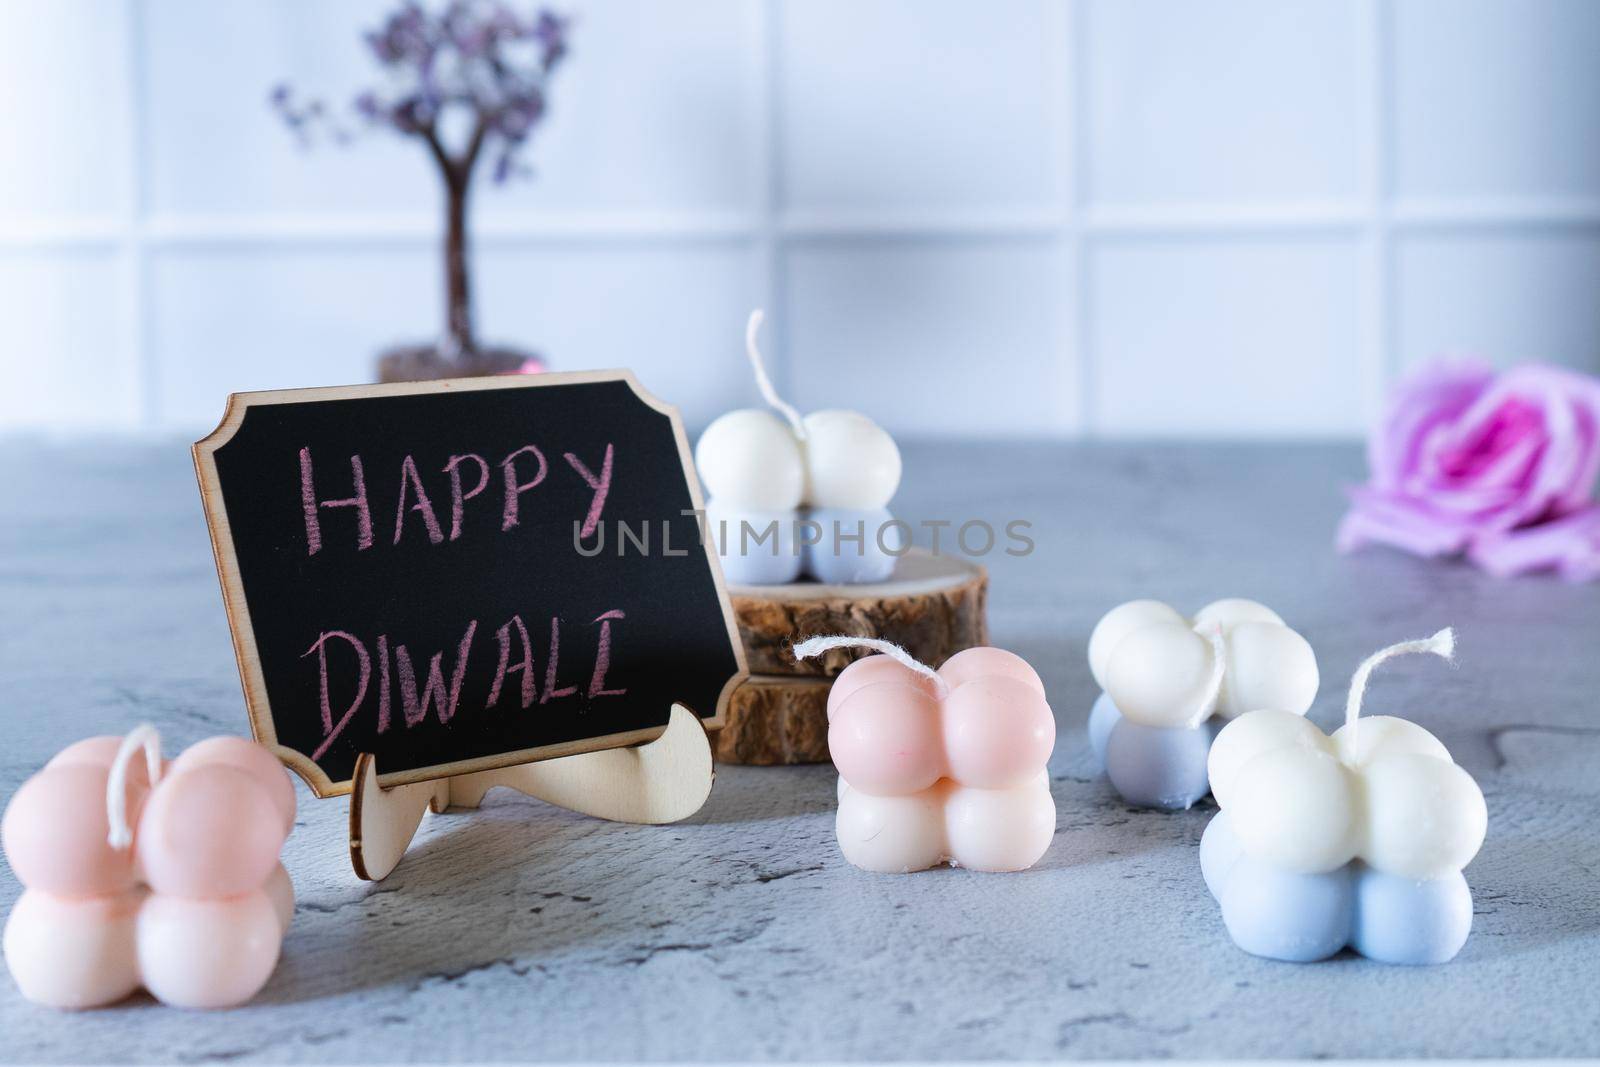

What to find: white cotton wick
left=106, top=723, right=163, bottom=849
left=744, top=309, right=806, bottom=439
left=1343, top=628, right=1456, bottom=762
left=792, top=635, right=949, bottom=697
left=1186, top=624, right=1228, bottom=729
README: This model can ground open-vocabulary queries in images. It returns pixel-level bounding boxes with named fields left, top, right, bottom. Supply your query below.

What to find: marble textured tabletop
left=1, top=438, right=1597, bottom=1063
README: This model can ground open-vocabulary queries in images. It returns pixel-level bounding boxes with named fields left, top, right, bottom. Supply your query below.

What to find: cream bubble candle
left=2, top=727, right=296, bottom=1009
left=794, top=637, right=1055, bottom=873
left=695, top=312, right=905, bottom=585
left=1201, top=629, right=1487, bottom=964
left=1086, top=598, right=1317, bottom=809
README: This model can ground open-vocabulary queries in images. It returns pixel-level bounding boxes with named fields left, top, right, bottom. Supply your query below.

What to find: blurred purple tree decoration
left=272, top=2, right=570, bottom=381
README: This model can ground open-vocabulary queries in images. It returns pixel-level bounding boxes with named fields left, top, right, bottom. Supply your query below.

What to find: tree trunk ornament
left=272, top=2, right=571, bottom=382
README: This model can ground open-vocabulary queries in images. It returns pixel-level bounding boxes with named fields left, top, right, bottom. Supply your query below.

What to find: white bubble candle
left=1086, top=598, right=1318, bottom=809
left=695, top=312, right=904, bottom=585
left=1201, top=629, right=1488, bottom=964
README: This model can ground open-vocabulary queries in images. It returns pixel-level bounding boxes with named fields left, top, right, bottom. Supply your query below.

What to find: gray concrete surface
left=1, top=439, right=1597, bottom=1062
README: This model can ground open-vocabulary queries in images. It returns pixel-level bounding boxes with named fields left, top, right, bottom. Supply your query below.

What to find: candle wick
left=1342, top=628, right=1456, bottom=765
left=106, top=723, right=163, bottom=850
left=744, top=309, right=807, bottom=440
left=792, top=635, right=949, bottom=697
left=1186, top=624, right=1228, bottom=729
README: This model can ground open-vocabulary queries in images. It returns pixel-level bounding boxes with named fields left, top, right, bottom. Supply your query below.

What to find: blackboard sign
left=194, top=372, right=746, bottom=798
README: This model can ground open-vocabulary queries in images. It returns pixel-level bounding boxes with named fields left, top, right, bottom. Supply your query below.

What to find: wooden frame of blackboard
left=193, top=370, right=748, bottom=801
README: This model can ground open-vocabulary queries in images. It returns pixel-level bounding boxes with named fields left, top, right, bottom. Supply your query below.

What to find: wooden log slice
left=714, top=551, right=990, bottom=765
left=714, top=675, right=833, bottom=766
left=728, top=549, right=989, bottom=677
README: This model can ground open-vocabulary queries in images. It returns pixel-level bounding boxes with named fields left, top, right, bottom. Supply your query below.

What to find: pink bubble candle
left=2, top=726, right=296, bottom=1010
left=793, top=637, right=1056, bottom=873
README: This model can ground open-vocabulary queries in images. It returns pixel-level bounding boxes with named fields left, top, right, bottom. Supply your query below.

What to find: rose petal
left=1487, top=366, right=1600, bottom=521
left=1415, top=369, right=1593, bottom=528
left=1369, top=361, right=1493, bottom=494
left=1337, top=491, right=1476, bottom=558
left=1466, top=506, right=1600, bottom=582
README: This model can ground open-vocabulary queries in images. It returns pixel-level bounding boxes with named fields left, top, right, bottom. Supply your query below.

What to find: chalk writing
left=298, top=442, right=616, bottom=554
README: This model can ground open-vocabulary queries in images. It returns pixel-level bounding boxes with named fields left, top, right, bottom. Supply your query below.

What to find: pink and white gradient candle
left=2, top=727, right=296, bottom=1010
left=794, top=638, right=1056, bottom=873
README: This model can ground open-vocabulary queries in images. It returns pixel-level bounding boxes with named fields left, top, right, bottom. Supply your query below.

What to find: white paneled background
left=1, top=0, right=1597, bottom=437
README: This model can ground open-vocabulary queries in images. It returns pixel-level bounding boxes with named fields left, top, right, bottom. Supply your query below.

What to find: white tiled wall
left=1, top=0, right=1596, bottom=437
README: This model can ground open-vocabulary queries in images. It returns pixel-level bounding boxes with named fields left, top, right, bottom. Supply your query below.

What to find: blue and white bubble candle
left=694, top=311, right=903, bottom=586
left=1202, top=628, right=1486, bottom=965
left=1086, top=599, right=1318, bottom=809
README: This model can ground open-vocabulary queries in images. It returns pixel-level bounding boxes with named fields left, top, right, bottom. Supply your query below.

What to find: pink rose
left=1337, top=360, right=1600, bottom=582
